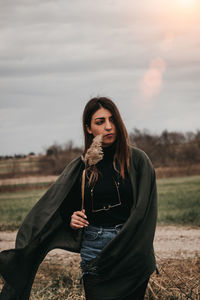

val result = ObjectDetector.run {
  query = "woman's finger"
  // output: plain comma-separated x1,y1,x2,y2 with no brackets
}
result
70,210,89,229
71,216,88,226
72,211,88,222
74,210,87,219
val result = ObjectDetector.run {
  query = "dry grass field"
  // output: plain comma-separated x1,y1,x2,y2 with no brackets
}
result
0,169,199,299
0,226,199,299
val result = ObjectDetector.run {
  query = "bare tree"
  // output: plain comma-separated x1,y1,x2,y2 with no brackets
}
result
39,141,82,174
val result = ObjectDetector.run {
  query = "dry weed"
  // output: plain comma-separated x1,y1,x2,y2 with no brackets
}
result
146,255,200,300
1,256,199,299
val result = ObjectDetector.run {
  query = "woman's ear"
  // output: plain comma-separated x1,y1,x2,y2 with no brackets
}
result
86,125,92,134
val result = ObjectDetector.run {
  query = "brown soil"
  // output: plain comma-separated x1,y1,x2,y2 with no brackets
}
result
0,225,199,262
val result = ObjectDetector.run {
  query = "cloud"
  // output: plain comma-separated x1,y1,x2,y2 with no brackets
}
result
0,0,199,155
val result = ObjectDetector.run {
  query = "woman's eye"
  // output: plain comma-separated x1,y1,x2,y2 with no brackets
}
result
96,121,104,125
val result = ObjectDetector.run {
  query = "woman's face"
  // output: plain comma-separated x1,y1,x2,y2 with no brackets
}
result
87,107,117,147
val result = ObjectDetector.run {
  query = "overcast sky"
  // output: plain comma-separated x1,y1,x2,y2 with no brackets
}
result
0,0,200,155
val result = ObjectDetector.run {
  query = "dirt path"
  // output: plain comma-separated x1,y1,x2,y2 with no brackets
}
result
0,225,199,264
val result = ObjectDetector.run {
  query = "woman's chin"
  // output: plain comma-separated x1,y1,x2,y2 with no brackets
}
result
102,140,116,148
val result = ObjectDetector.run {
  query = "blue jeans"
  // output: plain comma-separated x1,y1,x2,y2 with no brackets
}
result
80,224,123,276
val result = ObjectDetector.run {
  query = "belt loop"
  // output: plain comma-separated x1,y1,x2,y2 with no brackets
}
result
115,223,124,230
98,226,103,234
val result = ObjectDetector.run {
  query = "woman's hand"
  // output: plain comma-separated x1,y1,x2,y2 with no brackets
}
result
70,209,89,230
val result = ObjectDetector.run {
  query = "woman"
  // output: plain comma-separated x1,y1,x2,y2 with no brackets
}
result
0,97,157,300
70,97,157,299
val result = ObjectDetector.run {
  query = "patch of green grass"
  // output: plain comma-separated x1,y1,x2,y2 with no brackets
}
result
157,175,200,226
0,189,46,230
0,176,199,230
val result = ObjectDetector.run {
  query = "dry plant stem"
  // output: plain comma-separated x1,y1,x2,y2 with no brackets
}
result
150,279,171,294
82,134,103,187
158,265,196,300
35,282,53,295
147,282,158,299
83,135,103,167
154,254,199,300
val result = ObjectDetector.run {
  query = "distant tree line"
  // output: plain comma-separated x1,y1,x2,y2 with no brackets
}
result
129,129,200,168
0,152,35,160
1,129,200,177
39,129,200,174
39,141,82,174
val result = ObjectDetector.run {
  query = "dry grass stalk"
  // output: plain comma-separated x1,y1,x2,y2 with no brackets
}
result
147,282,159,299
147,255,200,300
82,135,103,167
1,254,199,299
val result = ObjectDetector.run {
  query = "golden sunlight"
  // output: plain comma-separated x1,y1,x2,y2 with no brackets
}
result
176,0,196,7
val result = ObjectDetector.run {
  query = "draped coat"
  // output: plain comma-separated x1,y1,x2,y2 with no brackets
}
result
0,146,157,300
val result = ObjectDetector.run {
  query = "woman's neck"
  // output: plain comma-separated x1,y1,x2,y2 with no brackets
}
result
102,142,116,161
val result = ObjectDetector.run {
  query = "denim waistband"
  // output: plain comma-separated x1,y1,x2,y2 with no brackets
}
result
85,223,124,232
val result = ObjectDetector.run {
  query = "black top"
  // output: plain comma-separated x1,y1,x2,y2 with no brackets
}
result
84,144,133,226
60,144,133,227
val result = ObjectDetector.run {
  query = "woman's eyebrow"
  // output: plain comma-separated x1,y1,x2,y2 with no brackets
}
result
95,115,113,120
95,117,105,120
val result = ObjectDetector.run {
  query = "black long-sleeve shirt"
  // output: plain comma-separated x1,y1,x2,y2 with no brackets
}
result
60,144,133,227
84,144,133,226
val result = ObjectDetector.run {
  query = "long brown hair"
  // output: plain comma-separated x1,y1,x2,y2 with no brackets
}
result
82,97,130,180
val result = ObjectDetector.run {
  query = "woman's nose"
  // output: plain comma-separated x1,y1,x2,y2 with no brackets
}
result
105,120,112,130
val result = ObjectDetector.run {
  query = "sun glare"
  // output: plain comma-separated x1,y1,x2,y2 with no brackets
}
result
177,0,196,7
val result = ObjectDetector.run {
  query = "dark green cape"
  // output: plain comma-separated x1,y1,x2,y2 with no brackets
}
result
0,147,157,300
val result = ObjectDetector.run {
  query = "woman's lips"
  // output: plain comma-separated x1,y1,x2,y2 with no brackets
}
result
104,133,114,138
